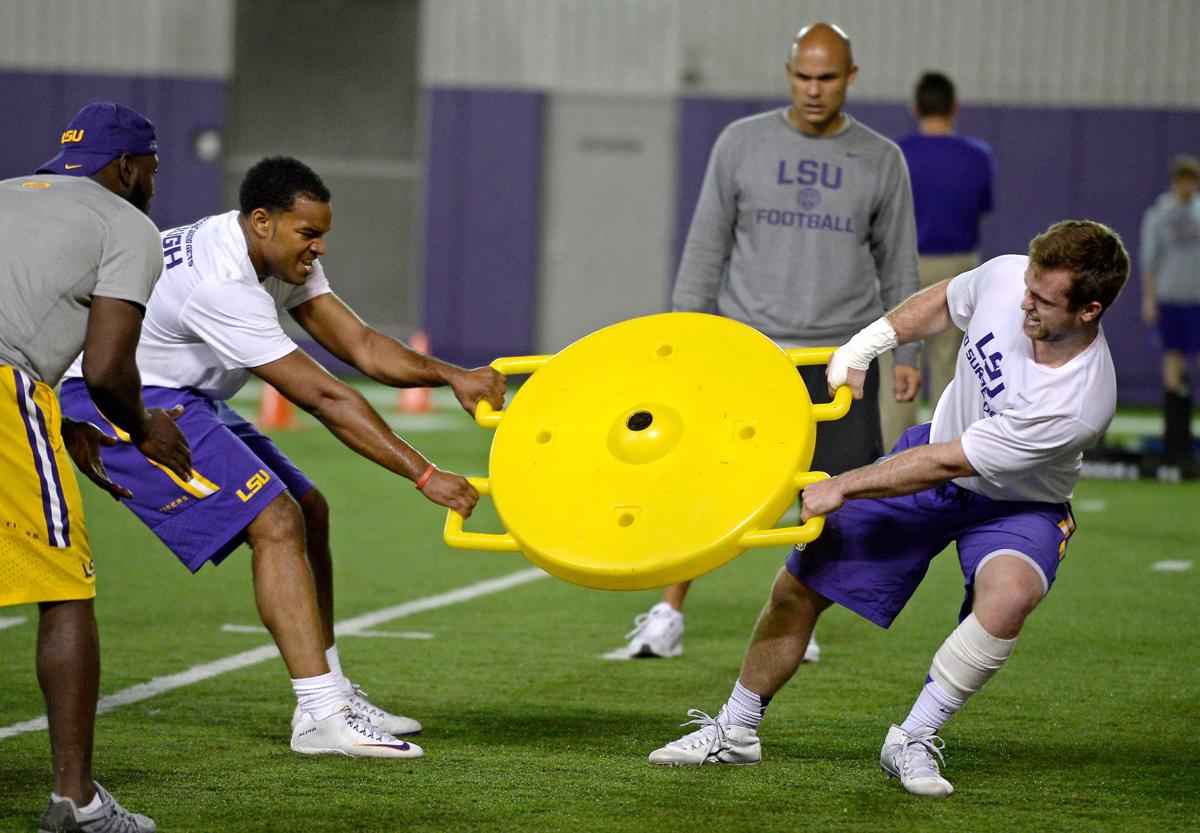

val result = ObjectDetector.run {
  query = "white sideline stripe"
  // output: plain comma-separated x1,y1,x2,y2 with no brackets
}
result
221,624,435,640
0,568,546,741
1074,499,1107,513
1151,560,1193,572
0,616,27,631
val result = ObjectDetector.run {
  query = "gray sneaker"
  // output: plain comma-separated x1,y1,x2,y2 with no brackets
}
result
648,708,761,766
39,782,156,833
879,724,955,796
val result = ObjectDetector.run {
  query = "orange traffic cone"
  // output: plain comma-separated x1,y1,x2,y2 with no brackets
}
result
399,329,435,413
258,384,295,429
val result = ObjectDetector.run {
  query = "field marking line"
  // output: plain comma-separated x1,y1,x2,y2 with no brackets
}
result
1151,560,1193,572
221,624,434,639
0,567,546,741
0,616,27,631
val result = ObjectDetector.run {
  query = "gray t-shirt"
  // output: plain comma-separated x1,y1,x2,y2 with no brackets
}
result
0,175,162,385
672,109,920,365
1139,192,1200,304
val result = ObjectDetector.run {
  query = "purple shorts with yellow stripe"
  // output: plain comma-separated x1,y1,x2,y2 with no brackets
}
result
59,380,314,573
786,423,1076,629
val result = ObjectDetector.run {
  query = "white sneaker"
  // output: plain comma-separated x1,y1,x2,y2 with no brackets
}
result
648,708,761,766
39,782,155,833
291,684,422,736
603,602,683,659
803,634,820,663
291,706,424,758
879,724,954,796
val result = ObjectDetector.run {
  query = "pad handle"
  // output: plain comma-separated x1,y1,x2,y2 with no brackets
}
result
443,477,521,552
737,470,829,548
784,346,851,422
473,354,554,428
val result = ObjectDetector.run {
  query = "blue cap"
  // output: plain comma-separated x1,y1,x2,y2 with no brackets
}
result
37,102,158,177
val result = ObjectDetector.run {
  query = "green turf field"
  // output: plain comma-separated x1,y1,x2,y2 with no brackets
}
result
1,385,1197,832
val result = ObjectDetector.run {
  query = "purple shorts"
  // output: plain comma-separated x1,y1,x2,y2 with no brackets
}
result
786,423,1076,628
1158,303,1200,354
59,380,314,572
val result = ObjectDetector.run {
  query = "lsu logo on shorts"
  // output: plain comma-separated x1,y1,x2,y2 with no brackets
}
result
0,367,95,606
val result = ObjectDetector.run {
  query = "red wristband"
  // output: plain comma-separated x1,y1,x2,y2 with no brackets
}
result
415,463,437,491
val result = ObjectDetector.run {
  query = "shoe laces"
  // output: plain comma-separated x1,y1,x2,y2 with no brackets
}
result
899,729,947,780
81,785,142,833
340,706,395,743
669,709,728,754
625,607,675,640
347,684,386,719
624,613,653,640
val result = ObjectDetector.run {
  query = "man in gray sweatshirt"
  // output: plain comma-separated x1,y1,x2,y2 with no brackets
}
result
610,22,920,662
1140,154,1200,473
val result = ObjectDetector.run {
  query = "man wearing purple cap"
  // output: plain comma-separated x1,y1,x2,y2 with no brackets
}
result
1,102,189,833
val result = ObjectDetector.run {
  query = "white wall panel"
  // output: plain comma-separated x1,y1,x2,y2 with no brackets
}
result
0,0,233,78
422,0,1200,107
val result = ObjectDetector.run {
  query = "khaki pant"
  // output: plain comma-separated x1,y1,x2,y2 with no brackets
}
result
879,251,980,450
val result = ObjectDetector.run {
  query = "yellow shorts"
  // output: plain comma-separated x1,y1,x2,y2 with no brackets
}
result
0,367,94,607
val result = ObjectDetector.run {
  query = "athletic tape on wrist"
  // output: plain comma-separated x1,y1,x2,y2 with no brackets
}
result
827,317,898,388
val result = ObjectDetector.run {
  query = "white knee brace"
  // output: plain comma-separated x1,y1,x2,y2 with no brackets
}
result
929,613,1017,701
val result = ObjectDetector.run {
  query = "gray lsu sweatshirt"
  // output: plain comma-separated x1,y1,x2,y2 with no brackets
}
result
672,109,921,366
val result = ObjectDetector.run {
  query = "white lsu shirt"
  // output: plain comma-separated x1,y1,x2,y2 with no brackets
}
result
929,254,1117,504
64,211,330,400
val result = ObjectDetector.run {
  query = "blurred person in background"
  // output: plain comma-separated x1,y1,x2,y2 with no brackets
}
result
881,71,995,448
1140,154,1200,474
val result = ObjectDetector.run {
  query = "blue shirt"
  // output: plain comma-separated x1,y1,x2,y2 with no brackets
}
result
896,134,994,255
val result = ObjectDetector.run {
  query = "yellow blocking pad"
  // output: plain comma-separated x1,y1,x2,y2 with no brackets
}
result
444,312,850,590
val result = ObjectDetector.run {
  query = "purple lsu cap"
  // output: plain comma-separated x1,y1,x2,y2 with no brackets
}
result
36,102,158,177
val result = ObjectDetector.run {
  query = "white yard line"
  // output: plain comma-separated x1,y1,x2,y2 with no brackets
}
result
0,568,546,741
0,616,27,631
221,624,434,639
1151,560,1193,572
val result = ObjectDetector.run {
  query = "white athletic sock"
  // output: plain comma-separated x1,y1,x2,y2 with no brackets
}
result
901,677,965,734
292,670,347,721
723,680,772,730
52,789,103,814
324,644,354,696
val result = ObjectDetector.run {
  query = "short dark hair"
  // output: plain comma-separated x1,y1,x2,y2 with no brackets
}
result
238,156,331,215
914,72,955,117
1028,220,1129,317
1171,154,1200,181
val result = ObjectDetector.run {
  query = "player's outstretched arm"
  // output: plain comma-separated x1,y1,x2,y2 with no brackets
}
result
250,348,479,517
800,439,975,521
289,293,505,415
827,279,954,399
885,278,954,344
81,297,191,480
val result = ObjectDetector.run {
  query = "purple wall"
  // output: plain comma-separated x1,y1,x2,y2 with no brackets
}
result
0,70,226,232
422,88,543,368
675,97,1200,406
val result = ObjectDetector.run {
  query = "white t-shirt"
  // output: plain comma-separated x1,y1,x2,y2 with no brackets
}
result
929,254,1116,503
64,211,330,400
